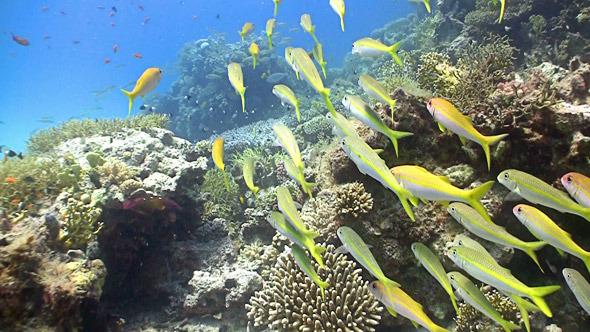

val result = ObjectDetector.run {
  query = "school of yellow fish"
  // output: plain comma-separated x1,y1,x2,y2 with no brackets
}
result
122,0,590,330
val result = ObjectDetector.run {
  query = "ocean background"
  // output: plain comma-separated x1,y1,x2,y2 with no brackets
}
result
0,0,412,153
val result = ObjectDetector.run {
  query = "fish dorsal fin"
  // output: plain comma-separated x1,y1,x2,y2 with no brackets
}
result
463,115,472,123
438,122,446,132
437,175,451,184
386,306,398,317
458,135,467,145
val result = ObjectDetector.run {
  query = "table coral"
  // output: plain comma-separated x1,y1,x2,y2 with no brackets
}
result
245,244,382,331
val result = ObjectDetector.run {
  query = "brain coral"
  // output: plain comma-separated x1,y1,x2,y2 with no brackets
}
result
245,244,382,331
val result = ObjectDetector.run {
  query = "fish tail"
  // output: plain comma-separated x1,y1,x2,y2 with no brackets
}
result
121,89,134,118
387,99,396,123
385,129,413,157
274,2,278,16
530,285,561,317
384,278,401,290
465,180,495,223
302,180,316,199
499,319,520,332
448,290,459,314
398,192,416,222
268,35,273,48
240,88,246,112
239,31,245,41
481,133,508,171
321,91,338,117
499,0,505,23
430,325,450,332
310,244,327,267
508,294,534,332
423,0,432,13
253,187,259,201
253,57,256,70
321,64,327,79
318,280,329,301
584,254,590,275
388,41,403,67
304,229,320,239
340,16,345,32
295,98,301,122
522,241,547,273
222,171,230,192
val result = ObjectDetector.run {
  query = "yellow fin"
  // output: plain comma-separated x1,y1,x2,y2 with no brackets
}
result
386,306,398,317
459,135,467,145
437,175,451,184
438,122,446,132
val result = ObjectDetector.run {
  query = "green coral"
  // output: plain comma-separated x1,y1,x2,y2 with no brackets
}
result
27,114,170,154
201,169,241,220
417,51,462,98
59,197,103,250
85,152,105,168
455,287,521,332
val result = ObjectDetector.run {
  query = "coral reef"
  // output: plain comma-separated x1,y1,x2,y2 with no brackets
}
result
58,195,103,250
333,182,373,218
245,244,382,331
455,287,521,332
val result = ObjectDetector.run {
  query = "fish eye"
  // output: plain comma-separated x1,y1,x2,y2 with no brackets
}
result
159,69,162,73
452,249,457,255
449,275,454,280
458,240,463,246
517,206,522,213
567,273,571,278
567,176,573,183
451,207,455,212
503,173,509,180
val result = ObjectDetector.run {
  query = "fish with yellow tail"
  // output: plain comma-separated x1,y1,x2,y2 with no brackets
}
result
448,202,547,272
411,242,459,314
121,67,162,118
447,245,561,318
336,227,402,293
238,22,254,41
283,159,315,198
342,95,413,157
277,186,318,239
227,62,246,112
248,42,259,69
272,84,301,121
266,18,276,48
289,48,337,116
272,124,304,172
358,74,397,122
390,165,494,223
284,47,299,80
563,268,590,316
212,137,230,191
352,38,403,66
312,42,327,79
267,211,326,267
243,157,259,200
513,204,590,274
447,272,521,332
340,136,416,221
408,0,432,13
329,0,346,32
427,98,508,171
272,0,283,17
498,169,590,222
492,0,507,23
291,244,329,300
300,14,319,44
561,172,590,208
368,281,450,332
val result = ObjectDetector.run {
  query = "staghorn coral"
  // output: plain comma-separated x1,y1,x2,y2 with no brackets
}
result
58,197,103,250
27,114,170,154
246,244,382,331
455,287,521,332
334,182,374,218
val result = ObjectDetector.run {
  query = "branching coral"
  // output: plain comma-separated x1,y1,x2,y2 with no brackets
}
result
455,287,521,332
59,197,103,250
417,51,463,98
245,244,383,331
97,159,137,185
300,190,339,239
27,114,170,154
201,169,241,220
334,182,374,218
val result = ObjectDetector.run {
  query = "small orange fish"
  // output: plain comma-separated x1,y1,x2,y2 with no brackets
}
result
193,15,198,20
110,22,115,27
60,10,67,15
104,58,111,64
133,53,142,59
139,4,144,10
10,32,30,46
142,17,150,25
41,6,48,12
109,11,114,17
11,199,20,204
5,177,17,184
113,44,118,52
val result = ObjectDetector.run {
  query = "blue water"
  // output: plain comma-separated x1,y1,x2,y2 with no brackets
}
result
0,0,412,153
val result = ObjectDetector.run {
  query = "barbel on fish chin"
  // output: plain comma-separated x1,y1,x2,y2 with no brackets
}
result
447,245,560,318
498,169,590,222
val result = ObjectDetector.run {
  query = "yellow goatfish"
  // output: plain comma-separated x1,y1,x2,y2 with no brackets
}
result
272,0,284,17
277,186,318,238
243,157,259,200
312,42,327,79
408,0,432,13
368,281,450,332
227,62,246,112
212,137,230,191
283,159,316,198
238,22,254,41
427,98,508,171
272,124,304,172
390,165,494,223
248,42,259,69
266,18,276,48
352,38,403,66
329,0,346,32
561,172,590,208
358,74,396,122
284,46,299,80
300,14,319,44
121,67,162,118
272,84,301,121
563,268,590,316
291,244,329,300
495,0,506,23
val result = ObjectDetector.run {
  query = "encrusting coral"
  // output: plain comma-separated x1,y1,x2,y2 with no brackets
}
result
455,287,521,332
245,244,383,331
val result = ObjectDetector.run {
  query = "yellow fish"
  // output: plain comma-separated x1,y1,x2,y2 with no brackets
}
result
329,0,346,32
272,0,284,17
227,62,246,112
212,137,230,191
238,22,254,41
266,18,276,48
243,157,259,200
121,67,162,118
248,42,259,69
300,14,319,44
312,43,327,79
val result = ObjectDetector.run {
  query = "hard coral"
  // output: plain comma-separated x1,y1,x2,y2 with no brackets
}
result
97,159,137,185
334,182,374,218
455,287,521,332
245,244,382,331
58,196,102,250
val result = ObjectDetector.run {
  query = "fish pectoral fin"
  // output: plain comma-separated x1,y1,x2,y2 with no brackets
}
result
334,245,349,254
373,148,385,154
386,306,398,317
437,122,446,132
437,175,451,184
410,320,419,329
556,248,566,257
504,191,523,202
420,198,428,204
409,195,420,207
458,135,467,145
440,201,450,207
